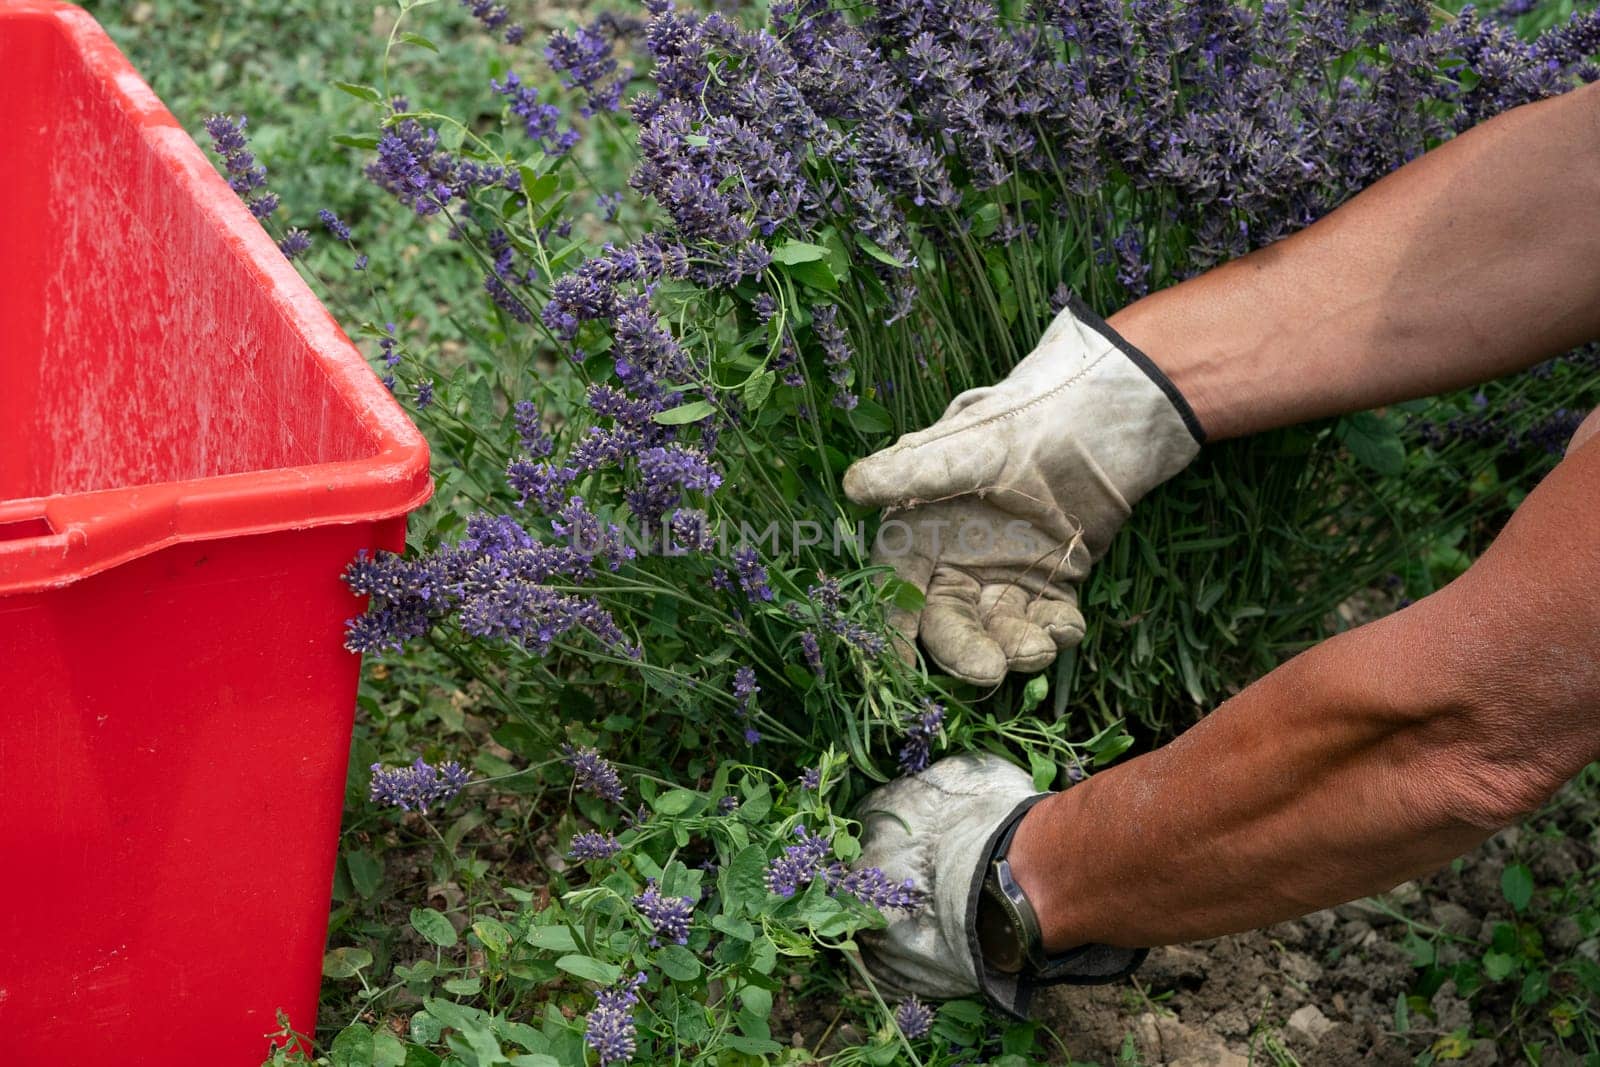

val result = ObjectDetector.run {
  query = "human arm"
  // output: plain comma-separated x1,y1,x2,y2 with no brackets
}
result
1008,425,1600,948
845,81,1600,687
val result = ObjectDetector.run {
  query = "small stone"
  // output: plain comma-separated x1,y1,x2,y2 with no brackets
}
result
1389,881,1423,906
1335,899,1402,926
1429,901,1478,939
1145,944,1210,987
1278,950,1323,986
1304,908,1339,938
1210,1008,1251,1038
1547,916,1585,955
1287,1005,1335,1045
1430,981,1472,1033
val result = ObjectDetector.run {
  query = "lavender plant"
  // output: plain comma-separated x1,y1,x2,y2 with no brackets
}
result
224,0,1600,1060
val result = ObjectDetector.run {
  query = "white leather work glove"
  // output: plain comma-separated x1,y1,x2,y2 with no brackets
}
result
843,296,1204,686
854,753,1145,1016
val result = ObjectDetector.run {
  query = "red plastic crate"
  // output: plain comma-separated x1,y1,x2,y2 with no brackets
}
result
0,3,431,1061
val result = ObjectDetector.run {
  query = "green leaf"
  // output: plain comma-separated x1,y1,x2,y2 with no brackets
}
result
655,944,702,981
518,167,560,205
410,908,458,948
331,1023,375,1067
323,946,374,979
1020,675,1049,713
374,1030,408,1067
769,240,829,265
409,1010,443,1045
778,257,838,292
1028,751,1056,792
750,936,778,974
1501,863,1534,913
723,844,769,915
526,925,579,953
556,954,622,985
712,913,757,941
737,781,773,823
398,31,439,52
743,370,776,411
347,850,384,900
1336,411,1406,476
334,81,384,105
442,976,482,995
652,400,716,425
1483,950,1518,981
652,788,700,816
473,919,512,956
1394,992,1410,1033
725,1036,783,1055
847,398,893,435
333,134,381,150
855,234,908,268
740,985,774,1019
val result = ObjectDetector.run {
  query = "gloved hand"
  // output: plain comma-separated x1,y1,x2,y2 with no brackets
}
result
854,752,1145,1016
843,297,1203,685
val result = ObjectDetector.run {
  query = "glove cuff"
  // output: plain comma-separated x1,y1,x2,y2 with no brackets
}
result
1065,292,1206,447
965,791,1148,1019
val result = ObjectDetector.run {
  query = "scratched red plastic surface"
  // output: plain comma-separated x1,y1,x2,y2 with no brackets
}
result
0,4,431,1062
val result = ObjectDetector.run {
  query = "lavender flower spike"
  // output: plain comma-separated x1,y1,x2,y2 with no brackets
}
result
585,972,647,1066
569,831,622,861
369,757,470,814
632,880,696,946
562,744,626,804
895,996,934,1040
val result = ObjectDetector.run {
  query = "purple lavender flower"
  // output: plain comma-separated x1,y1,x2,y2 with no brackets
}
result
203,114,278,219
731,546,773,603
546,15,642,115
585,972,647,1066
826,863,927,911
764,826,834,898
733,666,759,713
317,208,352,242
895,996,934,1040
896,700,946,774
799,766,822,791
415,380,435,409
718,795,740,813
492,72,580,155
459,0,521,44
632,880,696,946
277,228,312,260
369,757,470,814
562,744,626,804
570,830,623,861
799,631,824,680
514,401,554,457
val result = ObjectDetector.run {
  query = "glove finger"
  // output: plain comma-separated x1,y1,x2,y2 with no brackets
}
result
843,431,1005,509
978,583,1057,674
919,567,1008,687
1027,593,1086,650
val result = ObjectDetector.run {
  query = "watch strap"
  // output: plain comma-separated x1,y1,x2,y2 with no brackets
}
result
965,791,1149,1019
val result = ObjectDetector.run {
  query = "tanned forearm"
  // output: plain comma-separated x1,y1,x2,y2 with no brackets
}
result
1108,81,1600,440
1008,430,1600,950
1005,84,1600,947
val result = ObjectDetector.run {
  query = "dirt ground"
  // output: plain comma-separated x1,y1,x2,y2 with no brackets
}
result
1035,796,1598,1065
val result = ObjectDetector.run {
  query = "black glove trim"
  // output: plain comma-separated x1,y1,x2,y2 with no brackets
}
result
965,790,1149,1019
1066,292,1207,446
